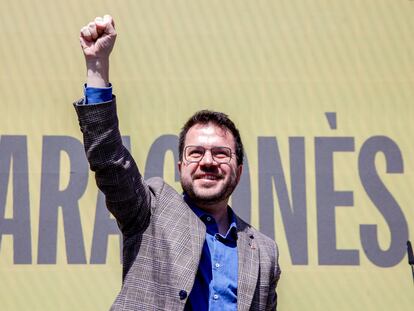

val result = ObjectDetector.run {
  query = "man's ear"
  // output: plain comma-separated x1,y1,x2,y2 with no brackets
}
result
177,161,182,174
236,164,243,183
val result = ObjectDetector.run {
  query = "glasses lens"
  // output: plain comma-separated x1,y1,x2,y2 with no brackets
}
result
185,146,205,162
211,147,232,163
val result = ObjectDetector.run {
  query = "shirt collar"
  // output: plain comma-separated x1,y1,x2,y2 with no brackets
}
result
183,193,238,240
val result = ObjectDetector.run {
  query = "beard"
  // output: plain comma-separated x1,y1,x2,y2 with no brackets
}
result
181,173,238,206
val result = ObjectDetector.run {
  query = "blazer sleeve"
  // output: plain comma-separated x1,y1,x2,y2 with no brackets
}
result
74,97,152,236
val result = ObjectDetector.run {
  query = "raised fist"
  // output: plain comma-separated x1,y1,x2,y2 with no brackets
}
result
80,15,117,60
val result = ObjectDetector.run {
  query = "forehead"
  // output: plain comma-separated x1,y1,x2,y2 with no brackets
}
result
185,122,235,148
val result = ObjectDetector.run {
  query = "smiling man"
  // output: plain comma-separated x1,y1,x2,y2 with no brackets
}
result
75,15,281,311
179,119,243,235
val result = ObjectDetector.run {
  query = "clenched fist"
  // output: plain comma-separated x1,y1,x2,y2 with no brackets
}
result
80,15,116,87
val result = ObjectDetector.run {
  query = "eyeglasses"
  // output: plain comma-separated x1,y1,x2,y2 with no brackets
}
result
184,145,235,164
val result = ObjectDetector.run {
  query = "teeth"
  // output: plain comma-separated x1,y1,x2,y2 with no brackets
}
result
202,175,217,180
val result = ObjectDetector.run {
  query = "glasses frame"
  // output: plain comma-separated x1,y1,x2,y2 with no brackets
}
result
183,145,236,164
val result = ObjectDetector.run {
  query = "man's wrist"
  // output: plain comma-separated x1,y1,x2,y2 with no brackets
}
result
86,58,109,87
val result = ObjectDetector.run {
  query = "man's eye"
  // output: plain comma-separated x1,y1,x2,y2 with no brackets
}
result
188,150,203,157
213,149,230,158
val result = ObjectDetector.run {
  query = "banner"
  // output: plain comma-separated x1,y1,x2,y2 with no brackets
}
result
1,1,413,309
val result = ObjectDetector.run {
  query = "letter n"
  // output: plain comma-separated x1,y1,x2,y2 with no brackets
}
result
258,137,308,265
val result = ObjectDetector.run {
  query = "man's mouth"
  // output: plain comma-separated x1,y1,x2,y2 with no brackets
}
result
196,174,222,181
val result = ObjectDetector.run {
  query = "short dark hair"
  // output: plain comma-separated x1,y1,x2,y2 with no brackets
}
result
178,110,244,165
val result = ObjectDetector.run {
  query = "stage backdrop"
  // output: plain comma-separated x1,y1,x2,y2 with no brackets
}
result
1,0,413,310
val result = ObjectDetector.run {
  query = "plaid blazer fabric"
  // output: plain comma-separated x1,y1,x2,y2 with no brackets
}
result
74,98,281,311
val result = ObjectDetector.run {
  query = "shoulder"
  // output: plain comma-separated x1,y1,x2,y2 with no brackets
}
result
146,176,165,191
146,177,180,197
146,177,186,209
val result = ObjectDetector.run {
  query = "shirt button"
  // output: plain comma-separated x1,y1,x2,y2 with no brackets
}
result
213,294,219,300
206,216,212,222
215,262,220,268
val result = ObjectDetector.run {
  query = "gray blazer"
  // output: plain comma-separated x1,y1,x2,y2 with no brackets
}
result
74,98,281,311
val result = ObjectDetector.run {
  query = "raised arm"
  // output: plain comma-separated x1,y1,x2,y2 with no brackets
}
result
75,16,152,236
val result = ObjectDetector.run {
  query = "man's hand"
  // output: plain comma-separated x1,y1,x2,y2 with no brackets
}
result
80,15,116,87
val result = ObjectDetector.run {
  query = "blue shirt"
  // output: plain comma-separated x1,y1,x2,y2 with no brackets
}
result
83,86,239,310
83,84,112,104
184,195,238,311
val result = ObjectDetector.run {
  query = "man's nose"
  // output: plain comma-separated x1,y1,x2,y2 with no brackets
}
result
200,150,216,166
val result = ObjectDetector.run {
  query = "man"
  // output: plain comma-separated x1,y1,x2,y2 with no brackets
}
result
75,15,281,311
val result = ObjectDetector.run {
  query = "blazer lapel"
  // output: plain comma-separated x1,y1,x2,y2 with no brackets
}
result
179,197,206,270
188,204,206,264
237,219,259,311
165,195,206,291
